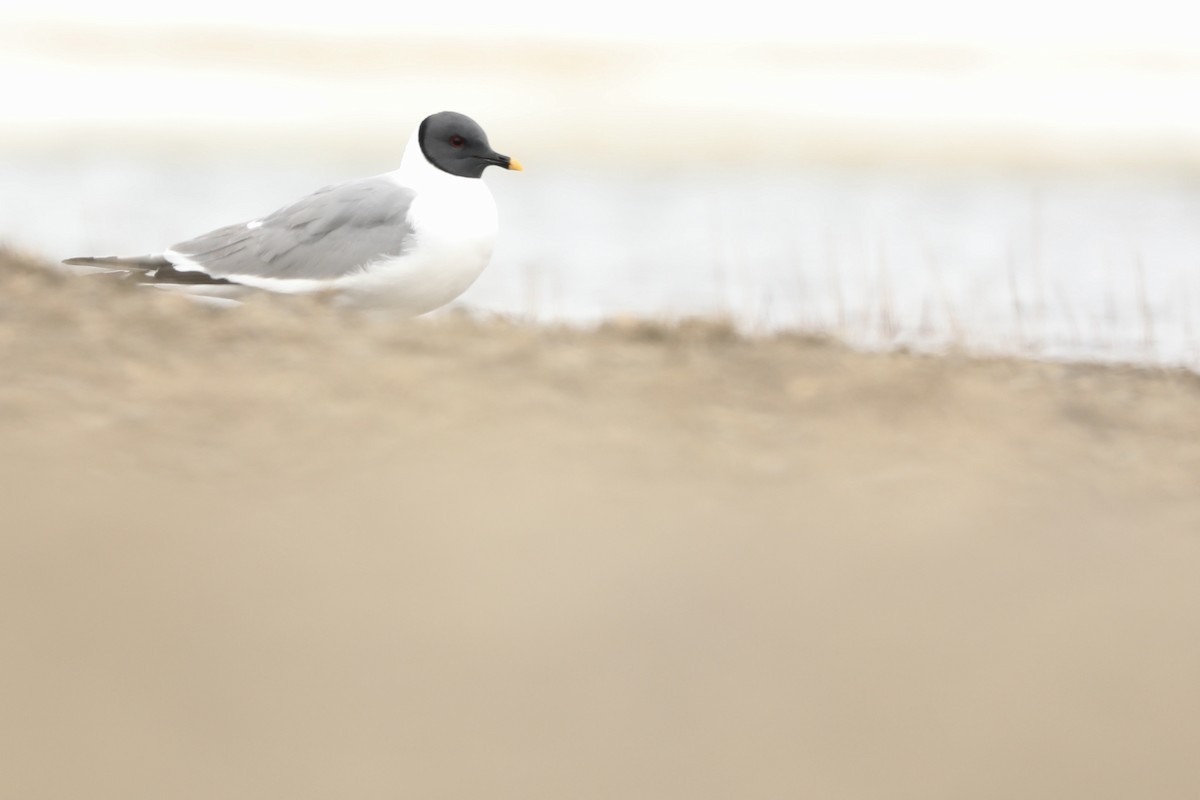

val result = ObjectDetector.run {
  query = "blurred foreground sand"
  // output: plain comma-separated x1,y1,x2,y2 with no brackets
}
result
2,250,1199,799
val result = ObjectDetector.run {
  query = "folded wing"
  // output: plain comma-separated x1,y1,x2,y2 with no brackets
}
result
166,177,418,284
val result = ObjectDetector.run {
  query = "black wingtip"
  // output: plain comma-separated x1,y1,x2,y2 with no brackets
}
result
60,255,171,271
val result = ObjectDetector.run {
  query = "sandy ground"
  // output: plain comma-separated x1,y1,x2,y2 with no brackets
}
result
2,248,1199,799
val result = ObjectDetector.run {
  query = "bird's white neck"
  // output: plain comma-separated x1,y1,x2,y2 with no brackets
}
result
391,129,479,191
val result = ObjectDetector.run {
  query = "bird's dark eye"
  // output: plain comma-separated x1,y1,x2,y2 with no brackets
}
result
449,135,466,148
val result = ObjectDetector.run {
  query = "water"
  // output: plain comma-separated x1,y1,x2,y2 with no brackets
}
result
4,151,1199,369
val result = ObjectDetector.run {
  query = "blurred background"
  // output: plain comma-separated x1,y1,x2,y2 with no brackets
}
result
3,0,1200,366
4,6,1200,800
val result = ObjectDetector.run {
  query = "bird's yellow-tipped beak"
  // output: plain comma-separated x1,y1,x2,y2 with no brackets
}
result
507,157,524,171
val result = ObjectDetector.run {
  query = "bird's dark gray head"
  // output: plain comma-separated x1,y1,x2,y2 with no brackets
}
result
418,111,523,178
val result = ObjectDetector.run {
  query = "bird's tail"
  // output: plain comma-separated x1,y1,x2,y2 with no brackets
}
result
61,254,171,271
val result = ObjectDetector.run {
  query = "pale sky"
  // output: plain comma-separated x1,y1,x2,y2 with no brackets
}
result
5,0,1199,168
7,0,1200,47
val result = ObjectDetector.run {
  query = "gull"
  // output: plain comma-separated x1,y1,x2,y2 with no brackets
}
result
64,111,522,313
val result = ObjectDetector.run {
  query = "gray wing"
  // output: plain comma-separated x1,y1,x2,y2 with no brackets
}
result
168,177,417,281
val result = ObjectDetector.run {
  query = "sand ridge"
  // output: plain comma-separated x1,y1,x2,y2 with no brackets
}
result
2,249,1199,799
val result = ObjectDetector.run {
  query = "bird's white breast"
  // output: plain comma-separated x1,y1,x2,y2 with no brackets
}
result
338,138,498,314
